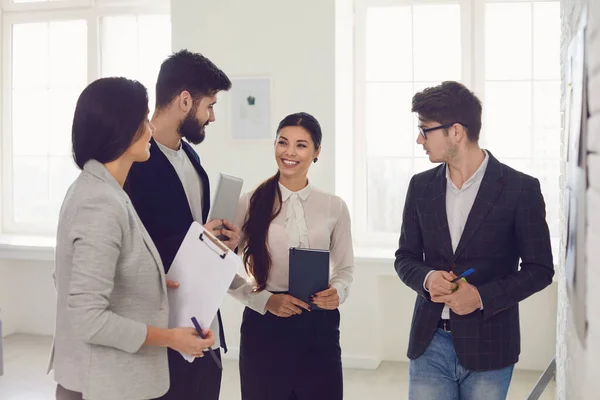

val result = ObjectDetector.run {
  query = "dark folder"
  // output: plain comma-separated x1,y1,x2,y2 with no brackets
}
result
288,247,330,310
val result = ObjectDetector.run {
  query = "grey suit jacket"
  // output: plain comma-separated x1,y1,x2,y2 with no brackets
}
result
48,160,170,400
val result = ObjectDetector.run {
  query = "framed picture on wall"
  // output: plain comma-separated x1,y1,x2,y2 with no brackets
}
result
230,77,271,140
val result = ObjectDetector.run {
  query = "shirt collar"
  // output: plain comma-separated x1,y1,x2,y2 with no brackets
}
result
279,181,312,202
155,140,184,158
445,149,489,191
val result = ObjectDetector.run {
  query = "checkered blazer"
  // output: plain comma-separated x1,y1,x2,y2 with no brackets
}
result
394,151,554,371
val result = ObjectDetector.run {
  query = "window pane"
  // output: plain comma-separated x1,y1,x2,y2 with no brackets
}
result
485,3,532,80
414,156,438,174
102,15,171,113
12,23,49,89
10,19,86,229
49,89,80,156
366,83,414,157
533,2,561,80
101,16,139,78
13,156,50,224
367,157,412,233
49,20,87,88
366,6,412,82
49,156,79,205
12,90,50,156
137,15,172,110
484,82,532,158
413,4,461,81
533,81,561,158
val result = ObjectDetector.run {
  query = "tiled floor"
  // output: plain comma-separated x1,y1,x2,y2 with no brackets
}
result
0,334,555,399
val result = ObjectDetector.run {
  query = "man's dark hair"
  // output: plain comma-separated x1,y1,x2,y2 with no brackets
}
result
72,77,148,169
411,81,482,142
155,49,232,110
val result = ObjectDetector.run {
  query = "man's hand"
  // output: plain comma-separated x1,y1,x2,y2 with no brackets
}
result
431,279,482,315
219,219,241,251
311,285,339,310
425,271,457,297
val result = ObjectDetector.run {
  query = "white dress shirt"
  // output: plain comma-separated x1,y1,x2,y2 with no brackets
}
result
228,182,355,314
156,141,224,350
424,150,489,319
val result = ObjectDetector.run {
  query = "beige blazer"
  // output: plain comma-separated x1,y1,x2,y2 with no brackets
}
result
48,159,169,400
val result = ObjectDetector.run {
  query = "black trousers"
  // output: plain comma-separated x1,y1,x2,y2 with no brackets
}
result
239,306,343,400
155,347,223,400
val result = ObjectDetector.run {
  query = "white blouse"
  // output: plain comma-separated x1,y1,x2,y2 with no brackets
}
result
228,183,355,314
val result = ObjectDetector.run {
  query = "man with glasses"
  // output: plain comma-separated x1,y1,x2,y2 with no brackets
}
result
394,81,554,399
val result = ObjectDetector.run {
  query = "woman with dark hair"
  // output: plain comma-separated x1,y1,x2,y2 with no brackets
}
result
233,112,355,400
48,77,214,400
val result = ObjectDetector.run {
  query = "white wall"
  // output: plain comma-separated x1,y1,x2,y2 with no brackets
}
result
0,0,557,374
558,0,600,399
0,259,56,338
171,0,335,193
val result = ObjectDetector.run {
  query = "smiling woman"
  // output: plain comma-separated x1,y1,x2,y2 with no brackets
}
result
230,112,355,400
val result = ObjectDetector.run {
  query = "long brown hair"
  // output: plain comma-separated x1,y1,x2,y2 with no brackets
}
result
241,112,322,291
241,171,282,291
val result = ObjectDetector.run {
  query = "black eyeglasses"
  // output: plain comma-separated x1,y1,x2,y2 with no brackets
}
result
418,122,469,140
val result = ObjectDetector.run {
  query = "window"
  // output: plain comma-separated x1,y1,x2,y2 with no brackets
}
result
1,0,171,235
338,0,561,257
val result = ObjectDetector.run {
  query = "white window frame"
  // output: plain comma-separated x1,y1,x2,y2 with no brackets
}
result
337,0,561,254
0,0,170,236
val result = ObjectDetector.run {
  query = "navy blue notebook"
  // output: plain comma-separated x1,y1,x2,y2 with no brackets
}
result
288,247,330,310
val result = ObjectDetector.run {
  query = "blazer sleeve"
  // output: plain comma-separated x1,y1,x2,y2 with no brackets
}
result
477,177,555,319
394,175,434,299
67,195,147,354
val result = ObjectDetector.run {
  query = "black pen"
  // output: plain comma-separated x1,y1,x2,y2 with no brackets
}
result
191,317,222,370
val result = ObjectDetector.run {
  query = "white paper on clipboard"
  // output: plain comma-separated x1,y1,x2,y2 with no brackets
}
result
166,221,240,362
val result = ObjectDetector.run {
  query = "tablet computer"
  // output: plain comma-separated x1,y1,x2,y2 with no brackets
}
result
208,173,244,239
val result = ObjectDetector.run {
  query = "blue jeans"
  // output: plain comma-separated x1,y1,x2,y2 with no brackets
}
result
409,329,514,400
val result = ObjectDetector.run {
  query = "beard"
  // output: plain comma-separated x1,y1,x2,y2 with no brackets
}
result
178,106,208,145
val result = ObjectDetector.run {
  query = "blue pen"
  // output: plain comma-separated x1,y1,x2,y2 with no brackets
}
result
451,268,475,283
191,317,222,370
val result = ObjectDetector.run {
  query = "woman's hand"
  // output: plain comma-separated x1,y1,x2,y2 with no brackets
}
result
265,294,311,317
311,285,339,310
167,327,214,358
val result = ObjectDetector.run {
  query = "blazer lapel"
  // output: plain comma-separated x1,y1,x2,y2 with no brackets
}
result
149,138,195,223
85,159,167,291
136,214,168,291
424,165,454,261
451,152,505,262
182,141,211,223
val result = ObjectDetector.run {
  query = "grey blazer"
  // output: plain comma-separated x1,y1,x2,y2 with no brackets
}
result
48,160,170,400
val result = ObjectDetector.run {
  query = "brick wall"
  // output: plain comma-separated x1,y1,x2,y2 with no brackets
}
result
558,0,600,399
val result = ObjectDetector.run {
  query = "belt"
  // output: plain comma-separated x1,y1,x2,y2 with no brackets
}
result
438,319,451,332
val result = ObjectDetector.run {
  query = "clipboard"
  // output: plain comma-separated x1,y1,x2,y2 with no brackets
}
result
288,247,330,311
166,221,240,362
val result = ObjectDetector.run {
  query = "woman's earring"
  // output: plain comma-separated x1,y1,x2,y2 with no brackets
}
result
313,158,318,163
